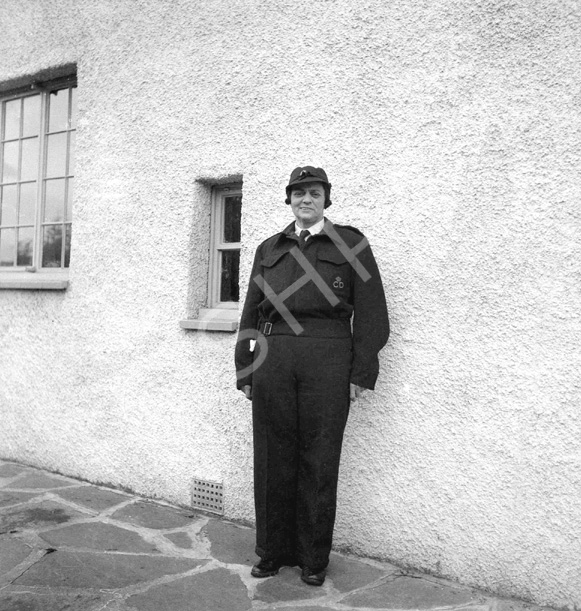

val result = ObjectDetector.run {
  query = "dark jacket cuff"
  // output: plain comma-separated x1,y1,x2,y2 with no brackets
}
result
350,361,379,390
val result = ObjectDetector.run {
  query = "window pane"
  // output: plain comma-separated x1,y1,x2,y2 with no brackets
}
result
64,223,71,267
68,131,76,175
0,184,17,226
223,195,241,243
2,140,19,183
17,226,33,266
22,95,40,137
46,133,67,178
48,89,69,132
70,88,77,129
21,138,39,181
42,224,63,268
66,177,74,221
220,249,240,302
0,228,15,266
3,99,21,140
19,182,36,225
44,179,65,222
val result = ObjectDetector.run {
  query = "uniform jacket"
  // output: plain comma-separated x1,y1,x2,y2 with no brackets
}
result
235,218,389,391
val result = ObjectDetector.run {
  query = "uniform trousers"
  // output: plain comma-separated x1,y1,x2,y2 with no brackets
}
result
252,333,352,570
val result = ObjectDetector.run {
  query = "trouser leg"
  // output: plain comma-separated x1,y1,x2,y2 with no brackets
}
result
252,335,352,567
295,337,351,569
252,336,298,561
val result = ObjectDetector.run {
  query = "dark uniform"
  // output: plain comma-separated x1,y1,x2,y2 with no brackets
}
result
236,216,389,573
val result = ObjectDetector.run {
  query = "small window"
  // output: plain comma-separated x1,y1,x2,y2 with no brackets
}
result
0,77,76,272
208,184,242,308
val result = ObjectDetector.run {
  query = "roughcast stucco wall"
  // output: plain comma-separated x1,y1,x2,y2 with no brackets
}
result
0,1,579,608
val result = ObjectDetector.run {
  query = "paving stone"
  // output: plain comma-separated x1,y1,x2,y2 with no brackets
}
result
495,599,553,611
39,522,159,553
100,600,132,611
0,537,32,576
14,550,206,589
203,518,256,565
0,588,109,611
328,552,394,593
0,463,29,478
125,568,251,611
0,500,85,534
0,490,42,508
268,607,330,611
9,471,76,490
54,485,130,512
342,574,479,609
99,600,133,611
111,500,195,529
164,531,193,549
254,566,324,603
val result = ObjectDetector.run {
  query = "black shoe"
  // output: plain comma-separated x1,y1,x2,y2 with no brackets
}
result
251,559,282,578
300,566,326,586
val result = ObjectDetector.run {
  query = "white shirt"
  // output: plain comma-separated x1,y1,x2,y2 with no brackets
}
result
294,218,325,241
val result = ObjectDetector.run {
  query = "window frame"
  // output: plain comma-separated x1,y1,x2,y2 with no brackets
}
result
207,183,242,310
0,75,76,289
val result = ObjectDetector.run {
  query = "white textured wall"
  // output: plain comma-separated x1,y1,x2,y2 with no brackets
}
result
0,1,580,607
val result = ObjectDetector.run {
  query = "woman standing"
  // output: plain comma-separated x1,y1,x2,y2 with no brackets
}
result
235,166,389,586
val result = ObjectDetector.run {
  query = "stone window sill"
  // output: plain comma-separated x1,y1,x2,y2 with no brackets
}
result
180,308,239,332
0,272,69,290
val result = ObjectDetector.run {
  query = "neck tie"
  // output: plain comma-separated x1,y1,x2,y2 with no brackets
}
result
298,229,310,249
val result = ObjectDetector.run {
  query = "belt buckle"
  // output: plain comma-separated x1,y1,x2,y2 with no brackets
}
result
263,322,272,336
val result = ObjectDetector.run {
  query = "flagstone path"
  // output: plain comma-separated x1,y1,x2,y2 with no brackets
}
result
0,460,552,611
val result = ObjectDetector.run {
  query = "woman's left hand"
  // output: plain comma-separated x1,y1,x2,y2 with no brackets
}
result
350,383,363,402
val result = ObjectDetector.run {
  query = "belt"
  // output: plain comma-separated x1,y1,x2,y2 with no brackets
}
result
258,318,351,338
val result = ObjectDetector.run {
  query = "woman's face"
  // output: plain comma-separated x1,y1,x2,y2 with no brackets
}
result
290,181,325,228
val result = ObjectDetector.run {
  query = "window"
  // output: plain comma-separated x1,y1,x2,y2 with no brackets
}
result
0,77,76,284
180,182,242,332
208,184,242,308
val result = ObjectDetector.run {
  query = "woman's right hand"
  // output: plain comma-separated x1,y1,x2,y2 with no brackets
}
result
242,385,252,400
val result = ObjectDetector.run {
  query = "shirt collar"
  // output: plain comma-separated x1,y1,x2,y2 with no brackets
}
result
294,217,325,237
